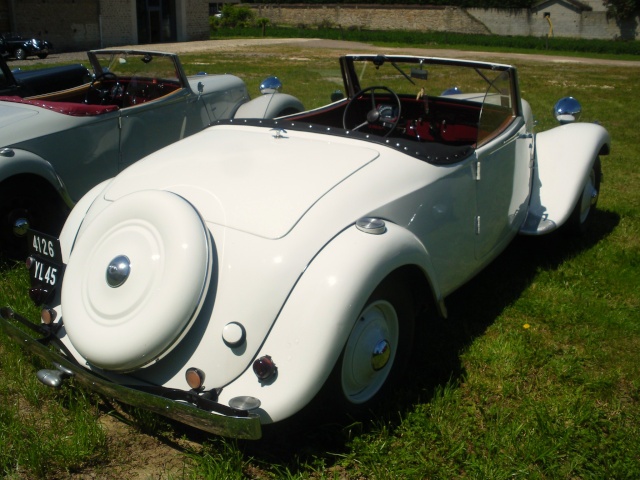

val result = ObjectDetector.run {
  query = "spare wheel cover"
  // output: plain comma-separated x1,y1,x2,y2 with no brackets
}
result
62,190,212,372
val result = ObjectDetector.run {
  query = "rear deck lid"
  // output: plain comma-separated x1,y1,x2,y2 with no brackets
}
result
104,124,379,239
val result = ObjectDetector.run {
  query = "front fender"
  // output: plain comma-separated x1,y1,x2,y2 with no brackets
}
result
233,93,304,119
0,149,71,206
217,221,443,424
522,122,610,234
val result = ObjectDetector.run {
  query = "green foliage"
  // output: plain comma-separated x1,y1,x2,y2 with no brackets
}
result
605,0,640,19
212,26,640,56
219,4,257,28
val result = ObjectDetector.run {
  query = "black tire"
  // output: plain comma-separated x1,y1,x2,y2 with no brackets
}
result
37,53,48,59
0,179,68,261
565,157,602,235
14,48,26,60
326,275,416,412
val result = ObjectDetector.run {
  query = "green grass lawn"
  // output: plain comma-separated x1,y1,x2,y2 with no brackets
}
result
1,43,639,478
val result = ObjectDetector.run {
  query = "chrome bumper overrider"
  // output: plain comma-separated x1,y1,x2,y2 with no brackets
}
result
0,307,262,440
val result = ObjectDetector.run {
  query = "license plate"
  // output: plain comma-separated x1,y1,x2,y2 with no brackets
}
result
27,230,65,291
28,229,62,263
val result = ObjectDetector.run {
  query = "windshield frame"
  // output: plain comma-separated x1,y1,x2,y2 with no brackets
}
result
87,49,187,88
339,54,522,147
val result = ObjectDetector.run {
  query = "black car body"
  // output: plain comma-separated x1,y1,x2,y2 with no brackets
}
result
0,33,52,60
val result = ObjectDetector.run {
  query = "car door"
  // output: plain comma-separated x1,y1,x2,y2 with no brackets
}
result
118,88,193,172
474,71,532,260
33,113,121,203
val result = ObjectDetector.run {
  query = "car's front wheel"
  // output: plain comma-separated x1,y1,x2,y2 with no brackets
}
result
37,53,48,59
565,156,602,235
332,276,416,409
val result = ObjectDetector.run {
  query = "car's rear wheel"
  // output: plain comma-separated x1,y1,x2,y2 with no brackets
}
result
14,48,26,60
332,276,415,409
565,157,602,235
0,178,67,261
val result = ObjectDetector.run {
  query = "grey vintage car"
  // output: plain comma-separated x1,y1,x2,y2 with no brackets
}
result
0,49,304,258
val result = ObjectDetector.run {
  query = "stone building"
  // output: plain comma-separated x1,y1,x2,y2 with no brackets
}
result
0,0,210,52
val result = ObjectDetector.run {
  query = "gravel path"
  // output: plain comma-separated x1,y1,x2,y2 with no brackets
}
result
8,38,640,68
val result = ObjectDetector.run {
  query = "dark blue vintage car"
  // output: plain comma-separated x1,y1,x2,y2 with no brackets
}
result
0,33,52,60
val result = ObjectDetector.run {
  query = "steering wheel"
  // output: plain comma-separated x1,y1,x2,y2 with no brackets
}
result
85,72,121,105
343,86,402,138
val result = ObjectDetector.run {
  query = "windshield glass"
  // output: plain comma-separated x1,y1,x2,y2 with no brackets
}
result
93,51,182,85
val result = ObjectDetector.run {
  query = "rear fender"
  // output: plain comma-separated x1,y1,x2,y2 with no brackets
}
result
217,221,443,424
233,93,305,119
521,122,610,234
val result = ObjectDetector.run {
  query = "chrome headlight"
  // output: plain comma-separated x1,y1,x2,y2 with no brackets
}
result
554,96,581,125
259,76,282,95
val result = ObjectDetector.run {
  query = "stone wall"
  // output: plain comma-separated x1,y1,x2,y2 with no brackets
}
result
254,5,490,35
12,0,101,52
253,3,639,40
182,0,211,40
100,0,137,48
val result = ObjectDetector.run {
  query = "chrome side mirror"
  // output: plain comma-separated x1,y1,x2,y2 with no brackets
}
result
259,76,282,95
554,96,581,124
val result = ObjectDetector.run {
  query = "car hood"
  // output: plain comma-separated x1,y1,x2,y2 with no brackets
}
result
103,124,380,239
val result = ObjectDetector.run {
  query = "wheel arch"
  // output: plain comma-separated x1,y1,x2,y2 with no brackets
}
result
233,93,305,119
216,221,445,423
0,150,73,209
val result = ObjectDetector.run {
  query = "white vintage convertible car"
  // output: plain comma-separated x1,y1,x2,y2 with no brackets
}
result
0,49,303,258
0,54,610,440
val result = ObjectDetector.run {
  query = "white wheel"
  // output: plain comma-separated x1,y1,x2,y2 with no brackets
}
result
335,277,415,408
341,299,399,404
566,157,602,235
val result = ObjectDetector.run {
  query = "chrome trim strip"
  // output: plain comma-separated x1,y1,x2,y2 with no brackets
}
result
0,310,262,440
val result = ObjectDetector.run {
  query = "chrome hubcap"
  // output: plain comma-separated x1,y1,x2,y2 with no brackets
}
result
371,339,391,371
106,255,131,288
12,217,30,237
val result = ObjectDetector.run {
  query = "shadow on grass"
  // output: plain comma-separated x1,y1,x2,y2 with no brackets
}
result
205,208,620,470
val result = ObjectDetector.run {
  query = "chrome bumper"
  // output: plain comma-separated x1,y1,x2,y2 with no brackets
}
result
0,307,262,440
